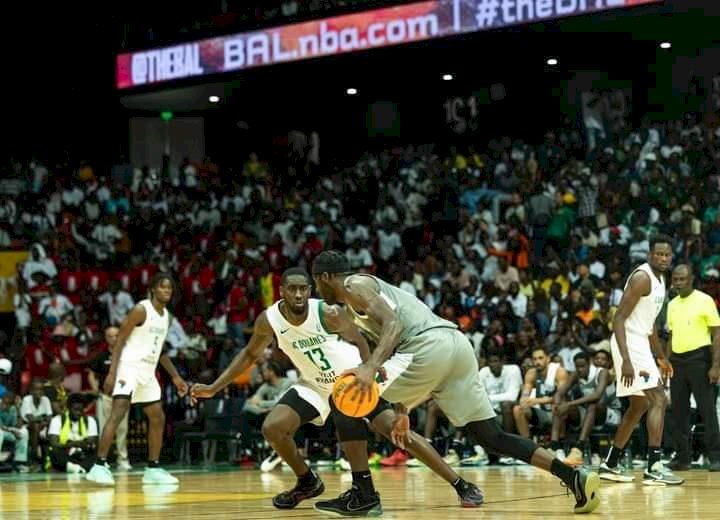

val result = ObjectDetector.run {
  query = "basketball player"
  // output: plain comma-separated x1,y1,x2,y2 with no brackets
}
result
311,251,599,514
599,234,683,485
554,352,621,466
191,268,483,516
512,346,569,458
86,273,188,486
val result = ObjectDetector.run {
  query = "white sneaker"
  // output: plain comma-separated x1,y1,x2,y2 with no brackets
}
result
443,449,461,466
142,467,179,485
260,452,283,472
406,458,426,467
117,460,133,471
334,457,352,471
498,456,515,465
67,462,86,474
86,464,115,485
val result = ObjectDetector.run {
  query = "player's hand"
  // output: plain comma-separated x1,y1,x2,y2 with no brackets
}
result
657,358,674,380
620,359,635,387
173,377,189,397
103,372,116,396
554,403,569,416
190,383,216,406
390,412,412,450
709,365,720,385
341,363,377,405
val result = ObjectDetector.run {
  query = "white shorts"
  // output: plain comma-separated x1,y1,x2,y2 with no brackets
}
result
281,352,413,426
610,332,661,397
112,361,161,404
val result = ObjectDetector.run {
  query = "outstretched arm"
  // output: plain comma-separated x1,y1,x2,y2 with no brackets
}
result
190,311,275,403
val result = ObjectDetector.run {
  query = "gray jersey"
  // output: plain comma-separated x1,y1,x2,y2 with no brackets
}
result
344,274,456,349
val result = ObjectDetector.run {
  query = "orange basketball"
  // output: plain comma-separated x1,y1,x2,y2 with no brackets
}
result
332,374,380,418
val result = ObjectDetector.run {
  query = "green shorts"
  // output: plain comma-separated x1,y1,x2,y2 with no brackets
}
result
381,327,496,427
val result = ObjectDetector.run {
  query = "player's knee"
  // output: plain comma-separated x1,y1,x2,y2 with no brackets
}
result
369,410,393,437
512,405,523,420
261,416,293,443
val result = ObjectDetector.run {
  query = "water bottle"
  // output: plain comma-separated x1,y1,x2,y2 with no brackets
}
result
622,449,632,470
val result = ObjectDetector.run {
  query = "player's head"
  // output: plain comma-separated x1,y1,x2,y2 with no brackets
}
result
573,352,591,380
531,346,550,371
671,263,694,297
312,250,352,304
593,349,610,369
0,391,14,410
105,326,119,349
149,272,174,305
487,350,504,378
648,234,673,273
280,268,312,315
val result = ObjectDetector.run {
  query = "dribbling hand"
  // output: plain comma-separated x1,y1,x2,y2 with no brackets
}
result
190,383,216,406
341,364,377,405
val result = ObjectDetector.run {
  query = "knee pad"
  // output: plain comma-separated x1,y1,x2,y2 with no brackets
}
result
465,418,536,462
332,410,369,442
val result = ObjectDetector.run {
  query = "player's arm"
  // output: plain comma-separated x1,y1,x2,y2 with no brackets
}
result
103,304,147,394
519,368,536,406
547,366,569,407
159,354,188,397
650,323,673,379
344,275,403,372
553,372,577,408
321,303,371,362
612,271,651,386
566,369,609,408
191,311,274,402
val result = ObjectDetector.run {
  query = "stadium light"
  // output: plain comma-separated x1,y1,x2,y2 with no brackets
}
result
209,95,220,103
659,41,672,49
346,87,358,95
442,73,454,81
546,58,558,66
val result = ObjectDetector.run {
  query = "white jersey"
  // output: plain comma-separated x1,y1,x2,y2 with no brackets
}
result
266,299,362,392
531,362,560,411
622,262,666,337
119,299,170,370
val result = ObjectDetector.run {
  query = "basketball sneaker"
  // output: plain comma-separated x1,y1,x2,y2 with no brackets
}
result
86,463,115,485
643,461,684,486
260,452,283,472
368,453,383,467
569,468,600,514
380,449,408,467
406,458,426,467
314,485,382,517
272,471,325,509
442,449,461,466
456,480,484,508
335,457,352,471
598,462,635,482
143,467,179,485
461,446,489,466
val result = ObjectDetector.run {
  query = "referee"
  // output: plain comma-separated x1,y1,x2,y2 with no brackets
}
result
666,264,720,471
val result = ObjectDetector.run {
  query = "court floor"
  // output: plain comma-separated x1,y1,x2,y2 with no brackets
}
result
0,464,717,519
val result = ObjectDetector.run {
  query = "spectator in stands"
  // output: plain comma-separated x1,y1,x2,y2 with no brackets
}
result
20,379,52,469
0,391,30,472
44,362,68,416
97,279,134,327
479,350,523,434
47,393,97,474
241,362,291,444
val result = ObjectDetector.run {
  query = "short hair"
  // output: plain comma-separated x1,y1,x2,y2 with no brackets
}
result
573,351,591,364
312,250,351,275
262,360,283,376
531,345,548,356
150,272,174,291
649,233,673,251
281,267,311,286
67,393,86,407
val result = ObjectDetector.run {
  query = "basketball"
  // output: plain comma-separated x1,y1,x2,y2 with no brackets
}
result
332,374,379,418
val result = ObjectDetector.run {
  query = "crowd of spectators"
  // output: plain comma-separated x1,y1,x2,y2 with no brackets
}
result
1,109,720,472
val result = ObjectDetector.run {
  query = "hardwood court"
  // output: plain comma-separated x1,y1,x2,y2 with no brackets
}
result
0,465,717,519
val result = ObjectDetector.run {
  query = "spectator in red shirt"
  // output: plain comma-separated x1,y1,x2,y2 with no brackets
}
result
57,256,84,305
226,276,249,348
300,225,323,267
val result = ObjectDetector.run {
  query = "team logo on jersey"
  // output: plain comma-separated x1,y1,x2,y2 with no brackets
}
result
280,328,290,334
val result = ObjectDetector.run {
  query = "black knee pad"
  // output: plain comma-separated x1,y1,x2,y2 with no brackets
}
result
465,418,537,462
331,408,369,442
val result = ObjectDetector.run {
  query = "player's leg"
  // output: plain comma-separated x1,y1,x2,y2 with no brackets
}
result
565,406,591,466
86,396,131,484
512,404,533,438
642,385,683,485
268,388,325,509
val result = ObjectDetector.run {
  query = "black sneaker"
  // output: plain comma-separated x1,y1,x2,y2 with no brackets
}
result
569,468,600,514
272,472,325,509
314,485,382,517
456,480,484,508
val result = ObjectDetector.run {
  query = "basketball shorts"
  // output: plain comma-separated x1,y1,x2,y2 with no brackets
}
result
380,327,496,427
112,361,161,405
610,331,661,397
531,407,553,430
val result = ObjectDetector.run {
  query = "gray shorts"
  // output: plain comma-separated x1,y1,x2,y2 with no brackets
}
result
381,327,496,427
531,407,553,430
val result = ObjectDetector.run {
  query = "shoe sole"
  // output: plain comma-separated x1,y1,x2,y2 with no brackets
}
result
313,504,383,517
599,472,635,483
86,476,115,486
574,472,600,514
642,477,684,486
273,481,325,509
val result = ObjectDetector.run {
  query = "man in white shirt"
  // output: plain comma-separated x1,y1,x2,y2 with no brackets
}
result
479,352,523,432
98,280,135,326
507,282,528,318
346,239,373,271
20,379,53,467
376,223,402,262
48,393,98,473
38,285,74,326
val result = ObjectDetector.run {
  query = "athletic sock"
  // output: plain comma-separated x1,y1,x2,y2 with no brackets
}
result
451,477,466,493
605,445,623,468
352,470,376,496
298,469,317,486
550,458,576,488
148,460,160,468
647,447,662,470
